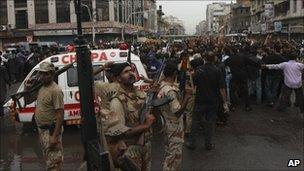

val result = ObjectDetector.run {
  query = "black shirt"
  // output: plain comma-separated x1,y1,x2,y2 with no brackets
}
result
193,63,225,105
225,52,261,81
262,53,286,77
224,53,249,81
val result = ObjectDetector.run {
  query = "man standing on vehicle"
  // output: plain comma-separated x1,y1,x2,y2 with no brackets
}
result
109,62,155,171
35,61,64,170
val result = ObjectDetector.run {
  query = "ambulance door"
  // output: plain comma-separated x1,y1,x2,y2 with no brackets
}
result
64,64,105,124
65,65,81,122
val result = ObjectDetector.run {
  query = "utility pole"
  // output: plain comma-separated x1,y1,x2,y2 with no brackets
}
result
122,10,156,42
74,0,110,170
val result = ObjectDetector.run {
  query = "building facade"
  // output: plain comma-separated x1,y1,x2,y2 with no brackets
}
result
206,2,231,35
250,0,304,35
230,0,251,33
0,0,158,48
195,20,207,35
162,15,185,35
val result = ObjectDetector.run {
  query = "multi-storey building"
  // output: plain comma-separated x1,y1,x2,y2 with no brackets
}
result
195,20,207,35
250,0,304,35
230,0,251,33
0,0,158,48
206,2,231,35
162,15,185,35
272,0,304,34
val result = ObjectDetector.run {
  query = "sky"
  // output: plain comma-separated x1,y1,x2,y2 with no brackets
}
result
156,0,234,35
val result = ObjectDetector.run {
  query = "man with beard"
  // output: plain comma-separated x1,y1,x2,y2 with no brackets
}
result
109,62,155,171
34,62,64,170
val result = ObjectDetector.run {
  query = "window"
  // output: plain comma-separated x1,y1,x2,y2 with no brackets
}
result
14,0,27,8
15,10,28,28
56,1,70,23
0,0,7,25
67,65,105,87
96,0,109,21
15,0,27,28
35,0,49,24
293,0,297,13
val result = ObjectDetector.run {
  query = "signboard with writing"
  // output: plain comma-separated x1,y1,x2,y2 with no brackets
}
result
264,3,274,19
274,21,282,32
261,23,267,34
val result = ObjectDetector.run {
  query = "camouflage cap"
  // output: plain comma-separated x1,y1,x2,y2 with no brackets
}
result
102,111,130,137
37,62,55,72
105,122,130,137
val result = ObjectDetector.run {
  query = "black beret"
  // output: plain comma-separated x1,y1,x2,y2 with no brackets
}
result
111,62,131,77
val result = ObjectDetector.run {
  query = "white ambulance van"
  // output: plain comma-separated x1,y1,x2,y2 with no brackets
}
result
4,49,150,125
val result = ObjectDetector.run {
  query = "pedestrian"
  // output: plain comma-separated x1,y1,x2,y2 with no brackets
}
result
0,57,10,117
262,53,304,113
109,62,155,171
221,47,232,106
4,50,17,83
247,46,263,105
186,51,228,150
157,62,192,170
262,47,286,107
16,50,27,81
225,45,254,111
34,62,64,170
0,51,8,66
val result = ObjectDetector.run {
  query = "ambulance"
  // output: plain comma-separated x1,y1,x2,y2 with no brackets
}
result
4,48,150,126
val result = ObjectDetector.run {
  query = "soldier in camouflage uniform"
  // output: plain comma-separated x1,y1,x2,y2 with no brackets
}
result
94,62,120,135
184,58,203,137
34,62,64,171
108,62,155,171
157,62,192,171
184,94,194,135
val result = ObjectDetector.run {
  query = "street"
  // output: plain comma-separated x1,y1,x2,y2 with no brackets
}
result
0,84,303,171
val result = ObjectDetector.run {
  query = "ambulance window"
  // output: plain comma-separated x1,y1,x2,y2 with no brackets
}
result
67,65,105,87
67,67,78,87
24,70,39,86
93,65,105,82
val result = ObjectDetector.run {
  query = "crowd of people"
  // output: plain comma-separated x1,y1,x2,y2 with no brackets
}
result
0,45,59,84
1,35,304,170
91,35,304,170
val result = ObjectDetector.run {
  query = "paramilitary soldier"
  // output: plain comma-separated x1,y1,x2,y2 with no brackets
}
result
157,62,192,170
34,62,64,170
94,62,120,135
103,101,141,171
108,62,155,171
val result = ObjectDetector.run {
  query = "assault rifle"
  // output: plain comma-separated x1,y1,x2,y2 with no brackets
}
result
137,58,172,145
73,0,111,170
10,61,76,108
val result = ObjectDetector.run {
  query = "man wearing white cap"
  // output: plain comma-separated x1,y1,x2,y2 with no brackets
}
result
35,61,64,170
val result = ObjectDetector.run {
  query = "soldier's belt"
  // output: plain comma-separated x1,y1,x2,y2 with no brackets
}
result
38,124,56,135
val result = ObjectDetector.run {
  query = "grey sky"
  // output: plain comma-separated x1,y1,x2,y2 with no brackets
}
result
156,0,234,34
